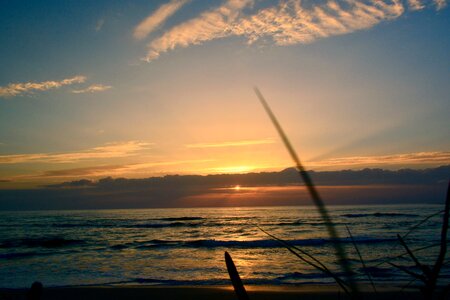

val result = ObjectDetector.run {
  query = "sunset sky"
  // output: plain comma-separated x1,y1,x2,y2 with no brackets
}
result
0,0,449,188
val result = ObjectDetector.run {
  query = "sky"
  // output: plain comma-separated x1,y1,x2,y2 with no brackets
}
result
0,0,449,189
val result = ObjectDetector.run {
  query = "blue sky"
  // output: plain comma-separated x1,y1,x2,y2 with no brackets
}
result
0,0,449,187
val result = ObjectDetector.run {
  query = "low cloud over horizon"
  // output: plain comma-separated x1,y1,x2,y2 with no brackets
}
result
1,149,448,185
0,165,448,210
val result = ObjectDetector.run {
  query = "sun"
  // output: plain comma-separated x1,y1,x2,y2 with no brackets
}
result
233,185,241,191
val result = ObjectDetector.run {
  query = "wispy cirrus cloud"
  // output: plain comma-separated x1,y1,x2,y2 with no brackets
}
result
308,151,450,167
143,0,447,61
72,84,112,94
0,76,86,98
144,0,252,61
0,141,151,164
134,0,190,40
434,0,447,9
32,159,214,178
408,0,425,10
185,138,275,148
95,18,105,32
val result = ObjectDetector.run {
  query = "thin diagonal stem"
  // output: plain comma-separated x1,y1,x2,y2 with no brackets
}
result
433,182,450,275
346,225,377,293
388,262,426,282
402,210,444,239
373,242,447,268
254,87,358,295
257,225,351,295
397,234,430,276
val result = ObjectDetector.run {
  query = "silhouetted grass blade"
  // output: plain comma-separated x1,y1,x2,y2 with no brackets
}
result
397,234,431,276
257,225,351,295
429,180,450,298
373,242,449,268
388,262,426,281
390,181,449,298
346,225,377,293
225,251,250,300
254,87,359,295
402,210,444,239
434,181,450,275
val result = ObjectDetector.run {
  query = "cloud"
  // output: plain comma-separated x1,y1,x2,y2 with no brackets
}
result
134,0,189,40
2,165,446,210
408,0,425,10
39,165,123,178
41,165,450,188
434,0,447,9
185,138,275,148
95,18,105,32
143,0,446,61
0,141,151,164
30,159,215,178
230,0,404,46
72,84,112,94
308,151,450,167
144,0,253,61
0,76,86,98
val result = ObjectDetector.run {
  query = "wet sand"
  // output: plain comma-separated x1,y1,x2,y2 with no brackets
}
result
0,285,430,300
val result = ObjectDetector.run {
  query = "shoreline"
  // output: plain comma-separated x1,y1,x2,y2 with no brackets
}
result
0,285,430,300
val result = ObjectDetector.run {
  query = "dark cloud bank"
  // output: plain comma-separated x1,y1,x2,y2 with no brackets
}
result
0,166,448,210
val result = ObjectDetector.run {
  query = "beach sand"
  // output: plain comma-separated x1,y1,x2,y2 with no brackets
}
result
0,285,431,300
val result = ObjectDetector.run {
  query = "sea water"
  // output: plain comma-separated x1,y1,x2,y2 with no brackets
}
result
0,205,448,288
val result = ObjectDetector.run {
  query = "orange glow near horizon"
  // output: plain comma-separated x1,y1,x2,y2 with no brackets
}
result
207,165,256,174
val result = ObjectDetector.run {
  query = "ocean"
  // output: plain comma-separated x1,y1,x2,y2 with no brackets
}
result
1,204,448,289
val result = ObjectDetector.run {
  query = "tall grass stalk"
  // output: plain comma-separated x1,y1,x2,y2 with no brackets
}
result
389,181,450,299
254,87,359,296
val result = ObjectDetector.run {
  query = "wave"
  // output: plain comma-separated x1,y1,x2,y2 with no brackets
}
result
2,212,420,230
130,222,201,229
42,277,336,288
361,266,394,278
158,217,205,221
273,221,303,226
276,271,344,280
111,236,396,250
51,221,203,229
128,277,330,286
0,237,84,249
0,251,55,260
341,212,419,218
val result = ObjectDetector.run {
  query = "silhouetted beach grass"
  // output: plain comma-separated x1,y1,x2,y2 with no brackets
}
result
223,88,450,300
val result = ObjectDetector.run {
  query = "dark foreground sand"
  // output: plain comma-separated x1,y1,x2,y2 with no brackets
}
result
0,285,437,300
